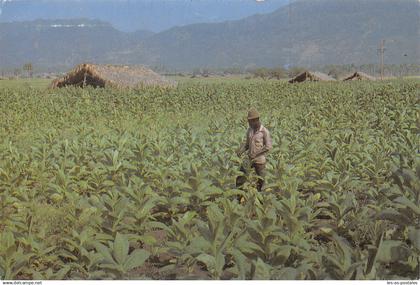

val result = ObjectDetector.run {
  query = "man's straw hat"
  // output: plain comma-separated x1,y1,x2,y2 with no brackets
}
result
247,108,260,120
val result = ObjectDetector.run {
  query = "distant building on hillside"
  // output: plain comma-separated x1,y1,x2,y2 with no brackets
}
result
50,63,177,89
289,71,336,83
343,71,376,81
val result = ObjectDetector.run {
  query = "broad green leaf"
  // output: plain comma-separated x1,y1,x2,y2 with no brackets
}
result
113,233,129,265
124,249,150,271
32,271,44,280
232,249,249,280
54,265,72,280
276,267,299,280
332,233,352,269
215,252,226,278
408,226,420,251
252,258,271,280
365,232,384,275
394,196,420,215
0,232,15,250
376,209,411,225
376,240,411,263
272,245,293,265
196,253,215,271
94,242,115,264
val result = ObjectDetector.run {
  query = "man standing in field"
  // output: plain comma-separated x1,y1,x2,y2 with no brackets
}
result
236,108,272,192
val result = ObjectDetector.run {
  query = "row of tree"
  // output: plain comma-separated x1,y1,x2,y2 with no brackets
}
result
247,64,420,79
1,63,34,78
319,64,420,79
2,63,419,79
169,64,419,79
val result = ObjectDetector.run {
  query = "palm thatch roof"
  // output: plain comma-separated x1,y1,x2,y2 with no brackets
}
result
343,71,376,81
289,71,336,83
50,63,177,89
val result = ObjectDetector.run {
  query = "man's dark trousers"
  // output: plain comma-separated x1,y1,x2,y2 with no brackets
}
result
235,163,266,192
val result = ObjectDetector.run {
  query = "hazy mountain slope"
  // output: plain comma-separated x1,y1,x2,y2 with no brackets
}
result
133,0,419,69
0,0,418,71
0,0,289,32
0,19,152,69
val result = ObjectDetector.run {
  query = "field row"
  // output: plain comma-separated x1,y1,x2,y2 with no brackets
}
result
0,79,419,279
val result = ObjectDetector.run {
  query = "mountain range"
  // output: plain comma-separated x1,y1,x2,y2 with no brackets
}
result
0,0,289,32
0,0,418,72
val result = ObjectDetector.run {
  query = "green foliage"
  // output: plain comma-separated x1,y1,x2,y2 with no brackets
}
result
94,233,150,279
0,78,418,280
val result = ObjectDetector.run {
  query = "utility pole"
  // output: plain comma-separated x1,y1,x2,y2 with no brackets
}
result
378,39,386,80
287,0,292,71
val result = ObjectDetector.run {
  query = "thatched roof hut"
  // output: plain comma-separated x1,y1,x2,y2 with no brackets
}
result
343,71,376,81
289,71,336,83
50,63,177,89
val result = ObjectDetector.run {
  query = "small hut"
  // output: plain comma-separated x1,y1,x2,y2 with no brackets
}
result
50,63,177,89
343,71,376,81
289,71,336,83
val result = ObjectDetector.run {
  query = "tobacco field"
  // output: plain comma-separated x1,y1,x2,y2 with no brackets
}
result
0,79,419,280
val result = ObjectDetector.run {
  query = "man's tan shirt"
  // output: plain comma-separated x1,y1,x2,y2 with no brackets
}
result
240,125,273,164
